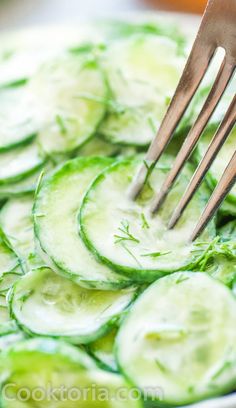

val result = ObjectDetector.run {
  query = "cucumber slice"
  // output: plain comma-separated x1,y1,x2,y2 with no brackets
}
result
0,272,22,294
0,236,20,277
99,35,185,146
0,142,45,185
0,163,52,199
78,136,120,157
34,157,132,290
80,158,215,282
0,332,24,352
208,255,236,288
0,305,17,337
0,338,143,407
0,86,39,152
29,54,107,154
116,272,236,406
219,221,236,242
10,267,136,344
0,196,34,272
89,328,118,372
196,126,236,206
0,272,22,336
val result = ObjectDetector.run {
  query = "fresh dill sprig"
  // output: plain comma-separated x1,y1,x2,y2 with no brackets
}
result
147,116,157,134
121,244,142,268
114,220,140,244
155,359,168,373
140,212,150,229
55,114,67,135
192,236,236,271
141,251,170,258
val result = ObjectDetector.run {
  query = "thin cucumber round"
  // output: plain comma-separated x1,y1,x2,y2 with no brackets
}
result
0,163,51,199
196,126,236,207
0,234,20,278
34,157,133,290
0,86,39,152
0,271,22,336
116,272,236,406
9,267,137,344
78,135,120,157
29,53,108,155
80,158,215,282
99,35,185,146
0,196,34,272
88,327,118,372
0,337,143,407
208,255,236,288
0,271,22,294
0,332,25,352
219,220,236,242
0,142,45,185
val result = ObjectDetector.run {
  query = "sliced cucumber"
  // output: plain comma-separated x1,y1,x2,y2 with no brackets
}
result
99,35,185,146
89,327,118,372
0,235,20,277
34,157,132,290
0,332,24,352
196,126,236,207
0,86,39,152
80,158,215,282
29,54,107,154
0,142,45,185
0,338,143,407
0,163,51,199
208,255,236,288
78,136,120,157
10,267,136,344
0,196,34,271
116,272,236,406
0,305,17,337
0,272,22,294
219,221,236,242
0,272,22,336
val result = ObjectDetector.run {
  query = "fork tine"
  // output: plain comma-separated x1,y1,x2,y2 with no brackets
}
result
190,149,236,242
150,61,235,214
168,94,236,229
129,41,215,199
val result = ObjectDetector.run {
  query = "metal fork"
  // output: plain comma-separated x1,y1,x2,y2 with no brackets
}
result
130,0,236,241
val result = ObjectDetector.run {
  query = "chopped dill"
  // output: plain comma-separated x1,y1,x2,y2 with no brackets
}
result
114,220,140,244
192,236,236,271
141,251,170,258
140,212,150,229
147,116,157,134
55,114,67,135
122,244,142,268
175,274,190,284
155,359,168,373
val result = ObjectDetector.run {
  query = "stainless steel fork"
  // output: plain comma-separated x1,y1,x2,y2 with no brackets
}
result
130,0,236,241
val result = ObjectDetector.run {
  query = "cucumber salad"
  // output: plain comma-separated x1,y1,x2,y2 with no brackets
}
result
0,19,235,408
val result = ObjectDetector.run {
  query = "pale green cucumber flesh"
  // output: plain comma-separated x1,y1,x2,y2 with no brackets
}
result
0,338,142,407
89,328,118,372
80,158,215,281
29,55,108,154
34,157,132,289
10,267,136,343
0,196,34,272
99,35,185,147
0,142,45,185
0,86,39,152
116,272,236,406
